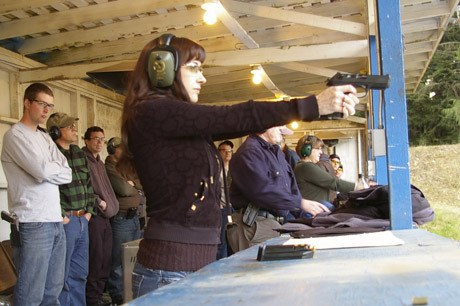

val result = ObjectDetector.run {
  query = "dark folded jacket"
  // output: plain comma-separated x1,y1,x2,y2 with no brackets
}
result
280,184,434,237
333,184,434,225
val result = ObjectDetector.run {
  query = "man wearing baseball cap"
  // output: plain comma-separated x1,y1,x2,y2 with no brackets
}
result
47,112,95,306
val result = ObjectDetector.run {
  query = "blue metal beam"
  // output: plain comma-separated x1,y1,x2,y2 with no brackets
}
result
368,35,388,185
376,0,413,229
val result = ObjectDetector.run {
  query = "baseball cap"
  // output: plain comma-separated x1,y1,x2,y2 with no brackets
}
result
330,153,341,161
108,137,122,148
218,140,234,149
279,125,294,135
46,112,79,131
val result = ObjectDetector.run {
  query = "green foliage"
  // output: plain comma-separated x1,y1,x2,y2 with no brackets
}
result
421,208,460,240
410,144,460,241
407,22,460,146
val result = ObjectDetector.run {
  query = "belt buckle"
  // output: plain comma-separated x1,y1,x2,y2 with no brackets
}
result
77,210,85,217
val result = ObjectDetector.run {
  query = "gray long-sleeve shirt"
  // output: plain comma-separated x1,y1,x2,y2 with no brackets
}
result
1,122,72,222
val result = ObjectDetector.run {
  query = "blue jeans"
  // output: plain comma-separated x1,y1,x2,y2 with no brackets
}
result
107,214,141,301
13,222,66,306
131,263,189,299
59,216,89,306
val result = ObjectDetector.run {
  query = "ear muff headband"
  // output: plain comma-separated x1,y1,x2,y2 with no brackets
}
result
148,34,179,88
107,137,116,155
300,136,314,157
49,126,60,141
300,143,312,157
107,143,115,155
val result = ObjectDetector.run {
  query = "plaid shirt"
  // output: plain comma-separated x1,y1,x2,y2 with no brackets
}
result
57,144,96,216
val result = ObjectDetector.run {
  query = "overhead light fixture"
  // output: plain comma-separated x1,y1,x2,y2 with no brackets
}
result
201,1,220,25
251,65,263,85
290,121,299,130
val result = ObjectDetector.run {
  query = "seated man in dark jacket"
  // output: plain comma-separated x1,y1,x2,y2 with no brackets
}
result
228,126,329,252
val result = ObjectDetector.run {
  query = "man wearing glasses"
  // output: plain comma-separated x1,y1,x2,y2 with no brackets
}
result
83,126,119,306
46,112,96,305
216,140,234,259
1,83,72,305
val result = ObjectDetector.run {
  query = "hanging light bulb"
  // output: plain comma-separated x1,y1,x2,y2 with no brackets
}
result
252,72,263,85
251,66,263,85
202,2,219,25
203,9,217,25
290,121,299,130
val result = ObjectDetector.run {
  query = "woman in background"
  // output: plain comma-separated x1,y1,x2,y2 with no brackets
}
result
294,135,356,209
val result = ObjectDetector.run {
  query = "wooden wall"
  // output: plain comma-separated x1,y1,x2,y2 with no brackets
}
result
0,49,124,241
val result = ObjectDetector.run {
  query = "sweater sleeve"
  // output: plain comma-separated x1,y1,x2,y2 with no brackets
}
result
47,137,72,184
134,96,319,140
105,162,139,197
3,129,71,184
85,170,96,215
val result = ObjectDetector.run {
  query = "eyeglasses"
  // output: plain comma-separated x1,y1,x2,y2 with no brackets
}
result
183,63,204,74
61,123,78,130
219,149,233,153
32,99,55,110
89,137,105,142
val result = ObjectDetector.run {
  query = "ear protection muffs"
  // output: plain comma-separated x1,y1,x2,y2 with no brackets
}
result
107,138,117,155
148,34,179,88
49,126,60,141
300,136,314,157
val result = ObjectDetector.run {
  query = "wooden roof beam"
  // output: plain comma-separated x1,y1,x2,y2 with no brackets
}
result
206,39,368,66
221,0,367,37
0,0,191,40
18,40,368,83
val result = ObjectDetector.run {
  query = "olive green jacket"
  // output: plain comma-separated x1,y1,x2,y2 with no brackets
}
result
294,161,355,203
105,156,145,213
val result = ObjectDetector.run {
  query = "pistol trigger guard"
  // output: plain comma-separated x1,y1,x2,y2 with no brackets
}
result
358,86,369,98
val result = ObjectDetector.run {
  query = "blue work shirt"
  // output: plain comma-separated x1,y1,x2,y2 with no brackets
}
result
229,134,302,218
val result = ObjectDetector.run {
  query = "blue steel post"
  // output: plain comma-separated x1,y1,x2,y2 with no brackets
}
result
376,0,413,229
368,35,388,185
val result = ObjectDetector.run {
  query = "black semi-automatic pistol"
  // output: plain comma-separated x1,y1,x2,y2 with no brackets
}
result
321,72,390,120
1,210,21,246
1,210,18,228
327,72,390,90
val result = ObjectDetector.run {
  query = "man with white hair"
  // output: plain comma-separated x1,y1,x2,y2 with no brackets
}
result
227,126,329,252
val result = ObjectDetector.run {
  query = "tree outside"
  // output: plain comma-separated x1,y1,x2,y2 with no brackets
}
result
407,17,460,146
